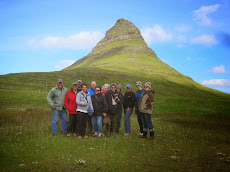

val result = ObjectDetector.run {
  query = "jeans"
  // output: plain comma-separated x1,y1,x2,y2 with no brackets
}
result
142,113,155,132
116,108,122,133
51,108,67,134
124,108,133,134
91,116,103,133
136,110,143,133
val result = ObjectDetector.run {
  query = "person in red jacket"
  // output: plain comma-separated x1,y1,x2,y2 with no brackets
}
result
64,82,78,136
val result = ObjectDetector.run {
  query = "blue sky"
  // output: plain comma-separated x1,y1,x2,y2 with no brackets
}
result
0,0,230,93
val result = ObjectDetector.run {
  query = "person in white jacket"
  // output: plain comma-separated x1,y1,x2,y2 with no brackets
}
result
76,83,93,138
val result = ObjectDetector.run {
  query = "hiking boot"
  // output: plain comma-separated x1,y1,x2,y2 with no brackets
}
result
67,133,71,137
147,131,154,140
139,133,144,136
139,131,147,138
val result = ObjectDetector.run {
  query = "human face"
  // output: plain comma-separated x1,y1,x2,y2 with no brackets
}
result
91,81,96,90
104,86,109,93
77,82,82,88
111,85,116,92
126,88,131,92
95,88,101,94
136,85,142,90
117,88,121,92
57,82,63,88
72,85,78,91
82,85,87,93
144,86,150,91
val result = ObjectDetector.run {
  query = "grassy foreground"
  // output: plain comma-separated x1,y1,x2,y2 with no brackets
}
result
0,91,229,172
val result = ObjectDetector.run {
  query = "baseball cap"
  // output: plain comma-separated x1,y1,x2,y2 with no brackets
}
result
57,79,63,83
126,84,132,88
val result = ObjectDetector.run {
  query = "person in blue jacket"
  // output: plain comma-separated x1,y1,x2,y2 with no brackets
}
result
135,81,144,136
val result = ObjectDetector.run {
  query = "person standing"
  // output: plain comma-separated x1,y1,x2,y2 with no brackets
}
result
135,81,144,136
115,84,124,134
139,82,155,140
123,84,136,136
64,82,78,137
101,84,110,96
91,86,108,138
47,79,68,136
87,81,97,135
105,83,119,136
76,83,93,138
77,80,82,93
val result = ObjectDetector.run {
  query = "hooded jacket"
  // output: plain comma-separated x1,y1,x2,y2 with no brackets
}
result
91,93,108,116
47,86,68,111
76,91,93,113
139,90,155,114
64,90,77,114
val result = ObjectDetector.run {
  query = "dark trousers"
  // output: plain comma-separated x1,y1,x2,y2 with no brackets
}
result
116,108,122,133
136,110,143,133
76,111,88,137
87,115,93,135
67,114,77,134
106,113,117,133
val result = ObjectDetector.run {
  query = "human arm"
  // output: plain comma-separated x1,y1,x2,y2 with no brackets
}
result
47,89,55,109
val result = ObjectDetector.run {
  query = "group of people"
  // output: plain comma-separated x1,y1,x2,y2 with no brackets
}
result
47,79,155,140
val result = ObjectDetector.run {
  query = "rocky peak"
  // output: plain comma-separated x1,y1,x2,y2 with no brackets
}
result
92,18,147,51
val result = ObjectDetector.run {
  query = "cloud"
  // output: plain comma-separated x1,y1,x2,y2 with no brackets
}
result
191,34,217,45
193,4,220,25
201,79,230,86
141,25,173,44
175,25,192,32
54,60,76,70
208,65,226,73
28,31,104,50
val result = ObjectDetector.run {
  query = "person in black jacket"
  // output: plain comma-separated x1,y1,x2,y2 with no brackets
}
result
91,86,108,138
123,84,136,136
116,84,124,133
105,83,119,136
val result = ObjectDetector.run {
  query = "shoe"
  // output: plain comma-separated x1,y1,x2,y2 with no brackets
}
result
147,131,154,140
124,133,131,136
53,133,58,136
67,133,71,137
139,131,147,138
93,134,98,137
83,135,88,138
98,134,102,138
77,136,82,139
139,133,144,136
73,133,77,137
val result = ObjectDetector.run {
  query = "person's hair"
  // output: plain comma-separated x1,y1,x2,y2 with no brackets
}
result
102,84,110,90
81,83,87,88
95,86,101,90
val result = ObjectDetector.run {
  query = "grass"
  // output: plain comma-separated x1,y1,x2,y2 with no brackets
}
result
0,90,229,171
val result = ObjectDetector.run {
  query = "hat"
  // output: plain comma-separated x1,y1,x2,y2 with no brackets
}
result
57,78,63,83
110,83,117,87
126,84,132,88
77,80,82,83
136,81,142,87
144,82,151,89
72,82,78,86
117,84,122,89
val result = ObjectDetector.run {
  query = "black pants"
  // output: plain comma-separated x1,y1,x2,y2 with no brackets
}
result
87,115,93,135
67,114,77,134
76,111,88,137
136,110,143,133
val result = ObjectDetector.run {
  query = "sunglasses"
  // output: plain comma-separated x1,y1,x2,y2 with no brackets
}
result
96,89,100,91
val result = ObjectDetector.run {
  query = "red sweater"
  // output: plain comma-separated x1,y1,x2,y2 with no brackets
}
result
64,90,77,114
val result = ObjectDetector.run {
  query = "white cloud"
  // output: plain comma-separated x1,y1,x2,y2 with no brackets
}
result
28,31,104,50
201,79,230,86
54,60,76,70
191,34,217,45
175,25,192,32
141,25,173,44
193,4,220,25
209,65,226,73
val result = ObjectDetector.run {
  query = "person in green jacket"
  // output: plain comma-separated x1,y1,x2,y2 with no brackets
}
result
47,79,68,136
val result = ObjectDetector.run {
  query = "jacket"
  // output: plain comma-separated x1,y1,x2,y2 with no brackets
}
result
64,90,77,114
139,90,155,114
123,91,136,110
76,91,93,113
135,89,144,111
47,86,68,111
105,91,118,115
87,88,95,96
91,93,108,116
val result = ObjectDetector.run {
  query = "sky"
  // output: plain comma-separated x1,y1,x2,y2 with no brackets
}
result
0,0,230,93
